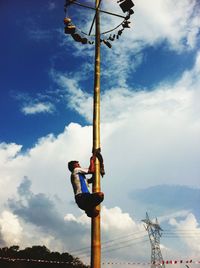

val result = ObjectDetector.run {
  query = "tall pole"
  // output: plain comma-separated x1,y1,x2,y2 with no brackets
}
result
91,0,101,268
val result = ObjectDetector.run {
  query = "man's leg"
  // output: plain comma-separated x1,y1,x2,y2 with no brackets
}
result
88,192,104,207
84,192,104,217
75,193,90,210
75,193,104,217
85,208,99,218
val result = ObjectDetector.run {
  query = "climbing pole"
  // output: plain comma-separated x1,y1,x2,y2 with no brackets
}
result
64,1,135,267
91,1,101,268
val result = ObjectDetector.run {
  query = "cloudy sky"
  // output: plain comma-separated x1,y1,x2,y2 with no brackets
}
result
0,0,200,266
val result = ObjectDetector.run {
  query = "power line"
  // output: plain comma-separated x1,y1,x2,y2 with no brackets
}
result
102,238,149,255
78,235,149,257
78,236,149,258
162,229,200,238
70,228,200,257
164,229,200,232
163,235,200,238
70,230,147,255
163,230,200,234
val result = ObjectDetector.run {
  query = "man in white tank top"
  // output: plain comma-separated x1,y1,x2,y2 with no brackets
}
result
68,152,104,217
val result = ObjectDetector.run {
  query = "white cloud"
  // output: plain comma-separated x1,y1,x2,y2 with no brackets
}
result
64,206,142,232
158,210,191,224
0,123,92,212
52,52,200,194
132,0,200,51
1,51,200,218
55,74,93,121
22,102,55,115
0,142,22,162
168,213,200,256
101,206,137,232
1,54,200,203
0,211,23,245
0,210,66,252
0,143,24,205
103,0,200,52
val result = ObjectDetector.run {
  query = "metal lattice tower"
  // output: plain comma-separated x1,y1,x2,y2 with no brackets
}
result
142,213,165,268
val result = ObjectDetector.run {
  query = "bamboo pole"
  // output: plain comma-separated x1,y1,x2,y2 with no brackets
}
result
91,0,101,268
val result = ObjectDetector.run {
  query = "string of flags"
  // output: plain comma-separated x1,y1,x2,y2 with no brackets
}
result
0,256,77,264
0,256,200,265
102,260,200,265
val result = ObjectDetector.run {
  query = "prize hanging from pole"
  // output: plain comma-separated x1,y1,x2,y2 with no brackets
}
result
64,0,135,48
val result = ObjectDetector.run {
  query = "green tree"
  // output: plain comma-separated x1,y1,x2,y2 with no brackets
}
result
0,245,89,268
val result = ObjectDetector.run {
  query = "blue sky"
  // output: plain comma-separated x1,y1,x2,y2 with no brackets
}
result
0,0,200,266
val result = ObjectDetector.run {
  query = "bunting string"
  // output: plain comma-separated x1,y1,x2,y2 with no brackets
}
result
0,256,78,264
1,256,200,265
102,260,200,265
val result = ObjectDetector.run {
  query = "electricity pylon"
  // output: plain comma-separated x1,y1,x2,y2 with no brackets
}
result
142,213,165,268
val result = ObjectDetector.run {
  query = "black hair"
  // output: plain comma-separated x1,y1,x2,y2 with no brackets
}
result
68,161,78,172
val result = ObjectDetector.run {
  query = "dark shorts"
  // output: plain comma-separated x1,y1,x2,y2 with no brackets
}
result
75,192,104,211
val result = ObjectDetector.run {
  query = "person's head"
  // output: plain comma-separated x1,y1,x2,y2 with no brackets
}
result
68,161,80,172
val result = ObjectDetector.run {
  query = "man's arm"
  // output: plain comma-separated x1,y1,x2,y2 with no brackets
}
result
93,148,105,177
88,155,96,173
73,155,95,175
87,176,94,184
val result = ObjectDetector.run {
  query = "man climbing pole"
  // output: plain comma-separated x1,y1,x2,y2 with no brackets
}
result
68,149,105,218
